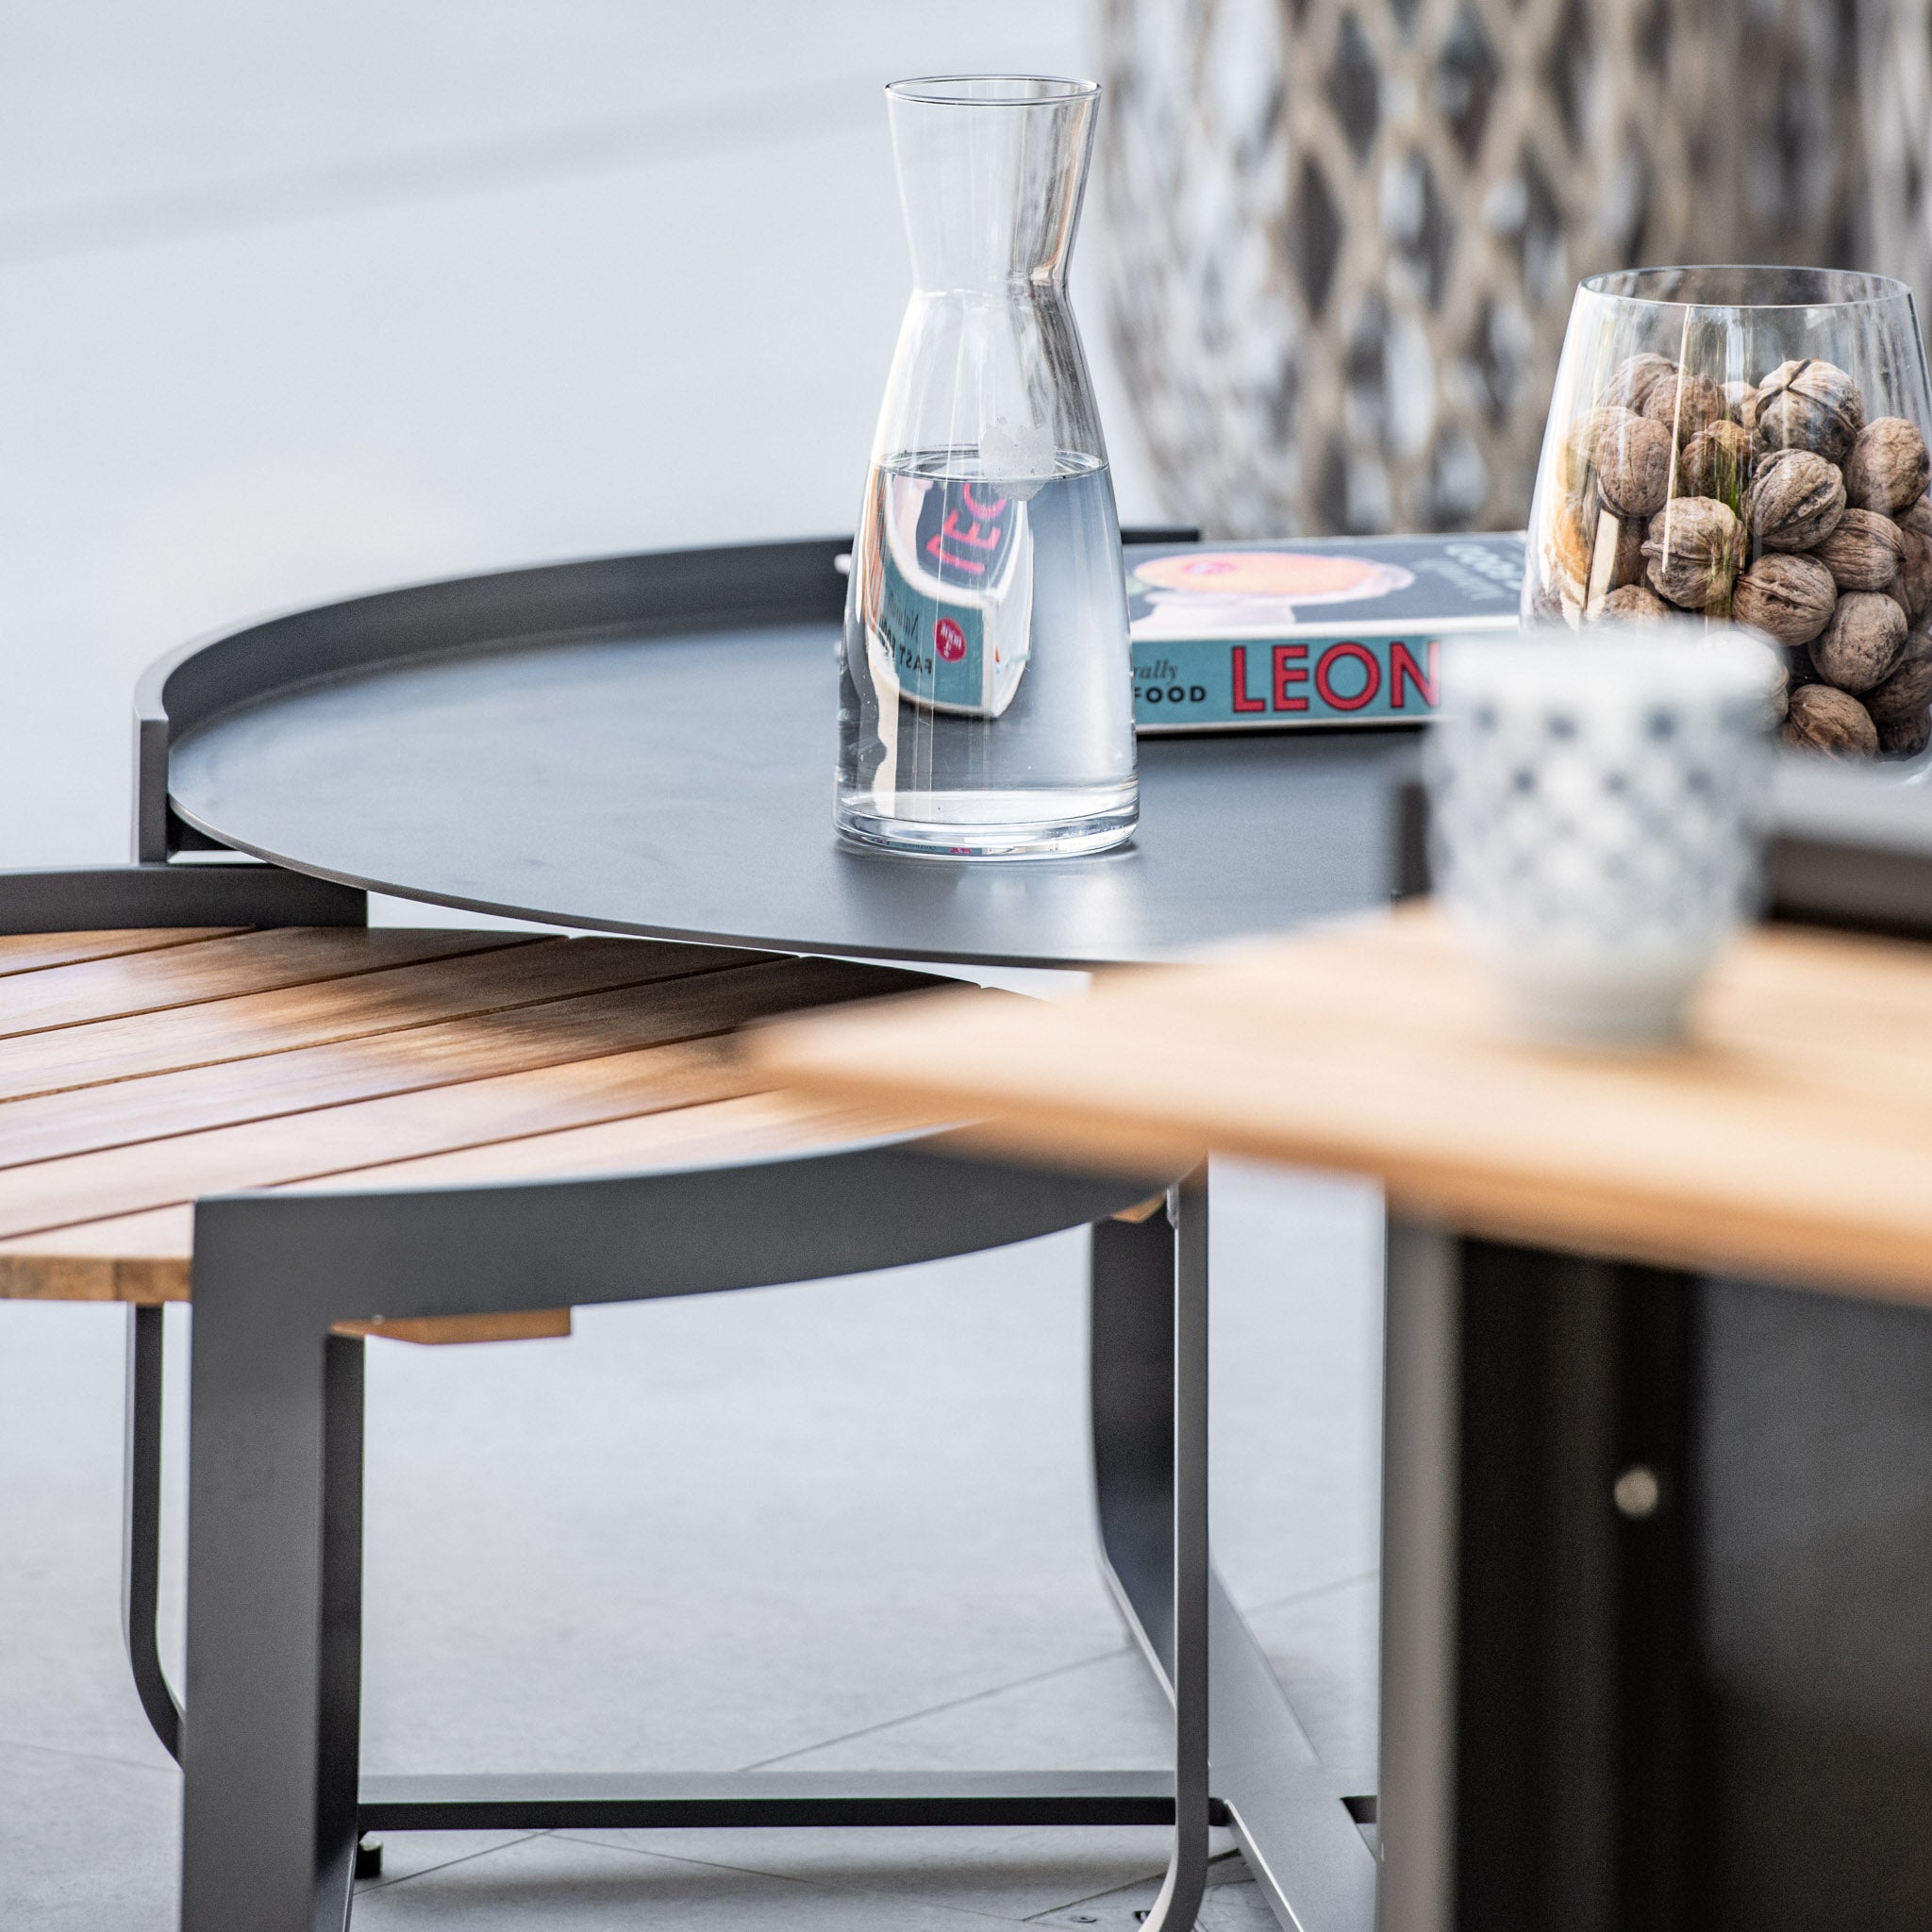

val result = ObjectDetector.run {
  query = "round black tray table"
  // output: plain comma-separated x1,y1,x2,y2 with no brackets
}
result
137,538,1403,1932
139,538,1414,967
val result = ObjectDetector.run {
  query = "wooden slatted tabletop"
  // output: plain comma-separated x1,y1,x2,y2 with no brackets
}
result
755,906,1932,1304
0,925,933,1340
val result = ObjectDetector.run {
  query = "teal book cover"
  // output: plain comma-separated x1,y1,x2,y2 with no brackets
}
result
1124,533,1525,731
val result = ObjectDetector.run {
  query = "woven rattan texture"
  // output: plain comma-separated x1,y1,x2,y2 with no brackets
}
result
1864,0,1932,308
1097,0,1866,537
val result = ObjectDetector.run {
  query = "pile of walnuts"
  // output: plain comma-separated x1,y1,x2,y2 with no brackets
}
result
1536,353,1932,758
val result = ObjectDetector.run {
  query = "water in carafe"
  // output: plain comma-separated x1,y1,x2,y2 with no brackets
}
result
835,77,1138,858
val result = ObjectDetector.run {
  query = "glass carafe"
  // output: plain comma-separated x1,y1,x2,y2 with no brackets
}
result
836,75,1138,858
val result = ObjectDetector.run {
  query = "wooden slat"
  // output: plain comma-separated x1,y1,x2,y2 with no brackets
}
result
0,955,919,1168
0,927,246,977
0,1092,900,1315
0,935,764,1105
273,1090,917,1194
0,1038,748,1238
0,927,532,1038
0,951,939,1325
332,1309,573,1345
0,1206,192,1302
754,908,1932,1305
0,1094,923,1304
0,1208,567,1343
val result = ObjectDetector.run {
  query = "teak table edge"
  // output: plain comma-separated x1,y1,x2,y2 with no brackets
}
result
751,906,1932,1307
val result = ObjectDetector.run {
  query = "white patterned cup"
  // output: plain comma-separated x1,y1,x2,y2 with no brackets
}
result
1425,629,1780,1046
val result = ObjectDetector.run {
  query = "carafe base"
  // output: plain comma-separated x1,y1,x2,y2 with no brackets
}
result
834,783,1137,858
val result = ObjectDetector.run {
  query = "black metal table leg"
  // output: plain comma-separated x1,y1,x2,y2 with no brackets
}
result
1132,1168,1212,1932
316,1338,365,1930
178,1277,363,1932
124,1304,181,1764
1090,1176,1378,1932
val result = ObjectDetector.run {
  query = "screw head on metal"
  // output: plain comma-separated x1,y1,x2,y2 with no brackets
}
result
1613,1464,1662,1519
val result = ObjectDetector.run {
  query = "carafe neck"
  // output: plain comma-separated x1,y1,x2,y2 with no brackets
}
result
887,76,1097,293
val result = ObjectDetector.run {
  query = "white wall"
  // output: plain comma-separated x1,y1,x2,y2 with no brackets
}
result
0,2,1158,867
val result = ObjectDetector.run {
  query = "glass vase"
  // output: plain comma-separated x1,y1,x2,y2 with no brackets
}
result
1522,267,1932,763
835,75,1138,858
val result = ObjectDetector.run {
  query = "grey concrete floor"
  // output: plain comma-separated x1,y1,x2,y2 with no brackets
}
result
0,6,1384,1924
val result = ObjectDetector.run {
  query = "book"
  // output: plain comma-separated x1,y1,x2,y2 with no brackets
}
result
1125,532,1525,731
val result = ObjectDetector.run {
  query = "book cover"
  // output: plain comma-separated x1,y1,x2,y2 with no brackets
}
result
867,469,1034,718
1125,532,1525,731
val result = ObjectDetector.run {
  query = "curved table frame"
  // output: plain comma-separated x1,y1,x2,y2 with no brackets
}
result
175,1135,1216,1932
131,541,1385,1931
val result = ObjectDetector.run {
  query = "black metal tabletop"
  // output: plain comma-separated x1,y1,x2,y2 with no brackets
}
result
147,538,1416,969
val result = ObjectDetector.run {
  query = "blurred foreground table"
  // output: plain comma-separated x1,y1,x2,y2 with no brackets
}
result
759,905,1932,1932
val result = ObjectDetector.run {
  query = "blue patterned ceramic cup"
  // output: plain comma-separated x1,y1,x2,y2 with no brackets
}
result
1426,629,1781,1046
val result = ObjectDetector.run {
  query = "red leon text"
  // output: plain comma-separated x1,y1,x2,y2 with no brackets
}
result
924,483,1009,575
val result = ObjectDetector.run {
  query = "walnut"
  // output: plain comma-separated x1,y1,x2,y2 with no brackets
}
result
1812,508,1906,591
1865,629,1932,757
1879,710,1932,758
1723,380,1758,435
1808,591,1907,693
1593,409,1674,518
1754,358,1865,464
1605,353,1678,413
1557,407,1625,493
1642,497,1743,610
1897,493,1932,620
1678,419,1751,502
1731,552,1837,647
1640,368,1726,446
1594,583,1673,624
1782,682,1878,756
1744,446,1846,552
1842,416,1931,516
